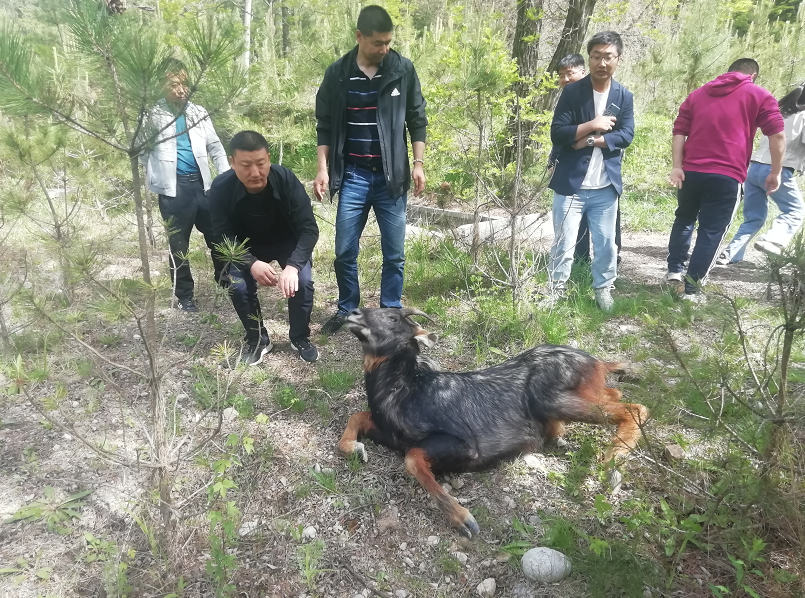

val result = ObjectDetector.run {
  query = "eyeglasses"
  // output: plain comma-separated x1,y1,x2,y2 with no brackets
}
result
589,54,620,65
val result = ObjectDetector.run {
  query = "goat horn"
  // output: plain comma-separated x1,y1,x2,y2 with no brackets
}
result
399,308,434,323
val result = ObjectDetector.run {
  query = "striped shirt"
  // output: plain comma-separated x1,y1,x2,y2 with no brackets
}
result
344,60,383,171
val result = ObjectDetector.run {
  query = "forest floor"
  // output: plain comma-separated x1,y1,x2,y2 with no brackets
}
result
0,204,793,598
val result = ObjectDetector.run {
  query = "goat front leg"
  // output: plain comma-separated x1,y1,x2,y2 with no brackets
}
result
337,411,377,462
404,443,480,539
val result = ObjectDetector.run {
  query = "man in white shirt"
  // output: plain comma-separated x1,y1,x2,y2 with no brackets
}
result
547,32,635,311
139,60,230,312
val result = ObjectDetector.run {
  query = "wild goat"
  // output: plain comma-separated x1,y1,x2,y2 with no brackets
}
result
337,308,648,538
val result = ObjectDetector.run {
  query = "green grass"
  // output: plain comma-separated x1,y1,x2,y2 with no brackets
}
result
317,367,358,396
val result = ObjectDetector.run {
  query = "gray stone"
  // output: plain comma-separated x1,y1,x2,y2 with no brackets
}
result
426,535,439,546
522,454,545,471
453,551,468,566
450,476,465,489
521,547,572,583
476,578,496,597
664,444,686,462
238,521,258,536
301,525,317,540
394,591,409,598
222,407,238,421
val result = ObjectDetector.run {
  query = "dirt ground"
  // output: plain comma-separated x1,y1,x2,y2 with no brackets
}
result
0,219,782,598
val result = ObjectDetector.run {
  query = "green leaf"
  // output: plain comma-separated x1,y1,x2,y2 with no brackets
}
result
35,567,52,580
63,488,93,504
0,568,22,574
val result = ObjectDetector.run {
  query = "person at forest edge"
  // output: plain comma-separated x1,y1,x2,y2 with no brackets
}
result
717,85,805,264
548,32,635,312
139,59,230,312
551,53,624,266
313,5,428,334
209,131,320,365
666,58,785,300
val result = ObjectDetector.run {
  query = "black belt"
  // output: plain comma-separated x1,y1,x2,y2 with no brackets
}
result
177,172,201,182
751,160,793,174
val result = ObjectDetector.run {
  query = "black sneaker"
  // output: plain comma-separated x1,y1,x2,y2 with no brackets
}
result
321,312,347,334
240,337,273,366
177,298,199,312
290,338,319,363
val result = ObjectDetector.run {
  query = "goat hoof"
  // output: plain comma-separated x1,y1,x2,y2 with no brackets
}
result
354,442,368,462
455,512,480,539
607,468,623,494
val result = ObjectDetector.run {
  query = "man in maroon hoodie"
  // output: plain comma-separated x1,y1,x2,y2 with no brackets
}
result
666,58,785,299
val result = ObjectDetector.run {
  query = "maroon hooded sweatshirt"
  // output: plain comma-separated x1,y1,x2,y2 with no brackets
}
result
672,72,784,183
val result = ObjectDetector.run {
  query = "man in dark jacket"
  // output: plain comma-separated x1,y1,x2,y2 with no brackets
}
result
548,31,634,312
313,5,428,334
209,131,320,365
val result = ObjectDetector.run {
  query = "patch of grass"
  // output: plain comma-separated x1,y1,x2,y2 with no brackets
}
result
274,383,306,413
317,367,357,396
176,333,200,348
97,333,121,347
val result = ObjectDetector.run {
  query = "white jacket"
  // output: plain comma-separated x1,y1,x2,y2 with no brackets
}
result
139,99,229,196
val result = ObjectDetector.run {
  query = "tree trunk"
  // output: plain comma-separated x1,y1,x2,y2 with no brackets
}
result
130,154,156,344
504,0,544,166
538,0,598,111
281,3,291,58
243,0,252,70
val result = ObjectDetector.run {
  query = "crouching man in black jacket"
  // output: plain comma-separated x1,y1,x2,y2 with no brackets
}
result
210,131,320,365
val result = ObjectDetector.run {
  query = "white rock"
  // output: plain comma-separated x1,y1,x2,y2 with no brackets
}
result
71,401,80,407
222,407,238,421
394,591,409,598
63,433,72,440
453,551,468,566
426,535,439,546
302,526,317,540
450,477,465,489
521,547,572,583
476,578,496,597
502,495,516,509
133,334,141,341
441,483,453,493
176,393,189,400
399,542,407,550
403,557,414,567
238,521,258,536
313,463,322,473
522,454,543,470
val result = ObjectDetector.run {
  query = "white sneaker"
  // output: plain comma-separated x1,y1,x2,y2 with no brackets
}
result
754,239,783,256
665,271,684,282
594,287,614,312
681,292,707,305
715,252,731,266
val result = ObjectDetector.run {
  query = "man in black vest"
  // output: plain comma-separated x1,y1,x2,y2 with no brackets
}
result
313,5,428,334
209,131,319,365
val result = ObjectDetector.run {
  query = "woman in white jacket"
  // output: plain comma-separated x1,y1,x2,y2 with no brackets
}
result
719,85,805,263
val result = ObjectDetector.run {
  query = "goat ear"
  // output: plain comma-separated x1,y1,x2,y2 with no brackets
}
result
415,329,438,349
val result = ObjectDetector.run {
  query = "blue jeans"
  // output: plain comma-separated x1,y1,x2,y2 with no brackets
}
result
549,185,618,290
334,165,407,313
723,162,805,262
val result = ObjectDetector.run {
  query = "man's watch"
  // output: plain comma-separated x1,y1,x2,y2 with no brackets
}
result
586,136,596,147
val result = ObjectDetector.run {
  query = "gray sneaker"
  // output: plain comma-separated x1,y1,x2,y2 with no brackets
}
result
594,287,614,312
240,337,273,366
322,312,347,335
754,239,783,256
290,338,319,363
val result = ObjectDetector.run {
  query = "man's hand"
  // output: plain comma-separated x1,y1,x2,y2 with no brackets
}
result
412,163,426,196
250,260,278,287
590,115,616,133
313,169,329,202
277,265,299,298
669,167,685,189
765,172,781,194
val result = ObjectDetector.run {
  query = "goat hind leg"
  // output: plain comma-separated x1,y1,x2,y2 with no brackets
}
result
599,392,649,464
404,442,480,538
337,411,376,462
